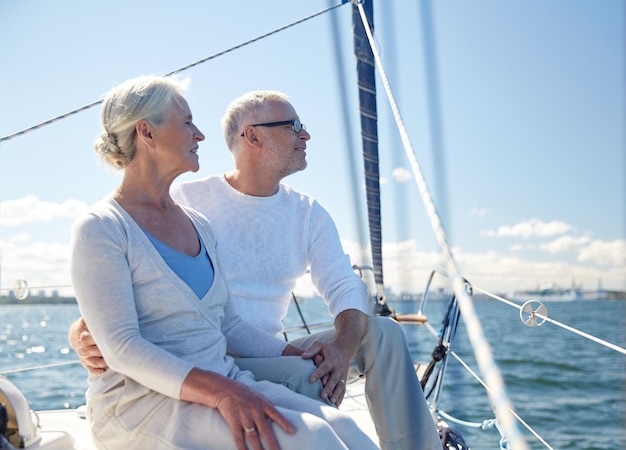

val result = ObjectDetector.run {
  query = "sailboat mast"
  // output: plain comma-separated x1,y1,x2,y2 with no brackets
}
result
351,0,389,313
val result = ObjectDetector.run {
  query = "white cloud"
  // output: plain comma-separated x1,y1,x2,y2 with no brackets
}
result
377,240,442,294
334,238,626,295
293,271,318,298
540,235,592,254
392,167,412,183
578,239,626,266
482,218,572,240
8,233,32,244
0,239,73,296
0,196,88,227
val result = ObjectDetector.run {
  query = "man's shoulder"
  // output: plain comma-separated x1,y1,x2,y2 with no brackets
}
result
172,175,226,217
280,183,316,204
174,174,221,191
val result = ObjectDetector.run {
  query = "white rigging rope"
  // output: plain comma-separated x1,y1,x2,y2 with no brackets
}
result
352,1,529,448
0,360,81,375
476,287,626,355
0,3,345,144
448,350,555,450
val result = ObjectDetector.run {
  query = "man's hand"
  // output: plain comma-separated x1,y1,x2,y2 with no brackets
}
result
282,343,324,366
280,343,304,357
68,318,107,376
300,341,351,406
300,309,368,406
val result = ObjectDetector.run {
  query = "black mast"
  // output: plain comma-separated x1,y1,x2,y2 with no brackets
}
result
351,0,392,315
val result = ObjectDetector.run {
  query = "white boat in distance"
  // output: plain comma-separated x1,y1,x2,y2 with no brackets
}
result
507,284,584,302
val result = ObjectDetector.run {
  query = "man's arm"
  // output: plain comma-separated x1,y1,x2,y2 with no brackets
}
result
70,315,306,373
301,309,368,406
331,308,368,362
68,317,108,375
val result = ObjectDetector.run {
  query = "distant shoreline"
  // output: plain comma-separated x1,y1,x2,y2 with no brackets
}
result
0,295,78,305
1,291,624,305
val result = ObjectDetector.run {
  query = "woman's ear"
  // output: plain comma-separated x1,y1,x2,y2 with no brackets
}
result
136,120,155,147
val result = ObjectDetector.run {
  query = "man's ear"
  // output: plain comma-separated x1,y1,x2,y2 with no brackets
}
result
241,126,262,148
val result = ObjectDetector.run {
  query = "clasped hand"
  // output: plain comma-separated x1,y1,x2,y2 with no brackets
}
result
300,341,351,407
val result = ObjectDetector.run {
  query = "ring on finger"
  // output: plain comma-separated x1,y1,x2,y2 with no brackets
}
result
244,427,256,434
339,378,345,384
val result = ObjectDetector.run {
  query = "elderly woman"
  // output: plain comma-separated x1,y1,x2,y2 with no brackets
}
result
70,75,377,450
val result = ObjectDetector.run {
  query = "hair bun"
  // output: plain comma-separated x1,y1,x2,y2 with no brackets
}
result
103,132,120,154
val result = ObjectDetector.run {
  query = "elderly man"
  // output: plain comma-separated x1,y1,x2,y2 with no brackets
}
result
70,90,440,450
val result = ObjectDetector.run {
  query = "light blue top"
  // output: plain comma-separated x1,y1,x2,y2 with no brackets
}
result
142,227,214,299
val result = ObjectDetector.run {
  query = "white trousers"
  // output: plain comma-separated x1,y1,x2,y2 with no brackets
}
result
87,369,378,450
236,316,441,450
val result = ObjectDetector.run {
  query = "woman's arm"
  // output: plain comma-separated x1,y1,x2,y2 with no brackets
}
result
221,297,294,357
70,212,194,398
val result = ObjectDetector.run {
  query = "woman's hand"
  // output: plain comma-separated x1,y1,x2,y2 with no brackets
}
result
181,368,296,450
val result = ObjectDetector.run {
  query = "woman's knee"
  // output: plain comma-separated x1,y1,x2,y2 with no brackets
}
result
291,375,324,402
282,359,324,398
280,411,348,449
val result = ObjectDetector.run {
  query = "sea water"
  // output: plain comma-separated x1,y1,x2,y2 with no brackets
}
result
1,299,624,449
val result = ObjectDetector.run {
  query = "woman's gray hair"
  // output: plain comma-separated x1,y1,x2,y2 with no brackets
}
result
94,75,189,169
221,90,289,151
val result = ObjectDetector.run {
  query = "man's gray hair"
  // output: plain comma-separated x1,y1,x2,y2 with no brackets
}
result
221,90,289,151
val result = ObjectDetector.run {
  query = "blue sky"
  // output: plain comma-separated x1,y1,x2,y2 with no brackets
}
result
0,0,624,298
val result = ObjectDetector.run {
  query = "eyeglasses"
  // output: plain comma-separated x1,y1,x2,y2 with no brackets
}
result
240,119,306,136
